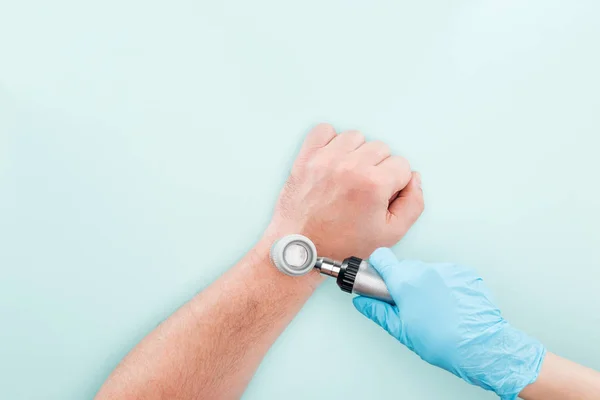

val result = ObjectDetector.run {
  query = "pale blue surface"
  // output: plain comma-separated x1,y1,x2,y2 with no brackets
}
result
1,1,599,399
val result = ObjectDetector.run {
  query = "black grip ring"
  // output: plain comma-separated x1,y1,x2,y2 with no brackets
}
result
337,256,362,293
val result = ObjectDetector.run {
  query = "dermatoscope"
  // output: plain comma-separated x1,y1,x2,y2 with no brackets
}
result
270,234,394,304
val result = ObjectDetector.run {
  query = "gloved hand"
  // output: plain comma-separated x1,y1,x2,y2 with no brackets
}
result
353,248,546,400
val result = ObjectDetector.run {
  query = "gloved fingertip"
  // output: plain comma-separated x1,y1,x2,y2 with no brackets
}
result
353,296,399,336
369,247,398,267
352,296,371,315
369,248,400,281
353,296,382,321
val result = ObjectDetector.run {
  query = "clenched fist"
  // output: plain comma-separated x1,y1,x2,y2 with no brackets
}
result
264,123,423,261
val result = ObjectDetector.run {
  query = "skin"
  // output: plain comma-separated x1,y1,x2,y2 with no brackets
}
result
520,352,600,399
95,123,424,400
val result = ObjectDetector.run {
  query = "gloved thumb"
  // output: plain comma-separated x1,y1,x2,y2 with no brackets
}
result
369,247,403,283
353,296,399,336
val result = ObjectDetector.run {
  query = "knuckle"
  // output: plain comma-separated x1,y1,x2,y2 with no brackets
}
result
375,177,391,192
370,169,392,185
342,130,365,143
304,123,336,149
363,172,385,189
373,141,391,155
345,130,364,138
397,156,411,172
313,122,335,132
304,157,325,174
335,161,357,177
309,123,335,141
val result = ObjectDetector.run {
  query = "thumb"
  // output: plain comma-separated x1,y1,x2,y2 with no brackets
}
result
368,247,402,282
369,247,413,305
353,296,400,336
388,171,424,234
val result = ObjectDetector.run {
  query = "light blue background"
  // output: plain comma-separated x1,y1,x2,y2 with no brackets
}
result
1,1,599,399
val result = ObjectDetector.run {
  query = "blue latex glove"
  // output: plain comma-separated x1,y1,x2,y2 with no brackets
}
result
353,248,546,400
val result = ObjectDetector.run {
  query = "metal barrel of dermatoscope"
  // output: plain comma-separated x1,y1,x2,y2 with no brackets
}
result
270,234,394,305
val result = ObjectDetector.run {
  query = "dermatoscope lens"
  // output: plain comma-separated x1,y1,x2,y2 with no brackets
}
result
283,243,309,267
270,234,318,276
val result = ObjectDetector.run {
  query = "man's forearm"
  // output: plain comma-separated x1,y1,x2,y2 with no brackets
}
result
95,232,322,400
96,124,422,399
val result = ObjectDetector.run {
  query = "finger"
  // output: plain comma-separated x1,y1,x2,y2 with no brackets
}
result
377,156,412,196
369,249,425,309
349,140,391,165
323,130,365,154
368,247,402,283
369,248,412,306
388,172,424,232
353,296,401,337
299,123,337,157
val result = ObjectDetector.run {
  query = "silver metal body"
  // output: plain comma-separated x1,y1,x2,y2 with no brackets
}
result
352,260,394,304
314,257,341,277
316,258,394,304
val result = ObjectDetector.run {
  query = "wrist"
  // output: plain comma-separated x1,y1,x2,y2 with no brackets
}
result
250,229,325,291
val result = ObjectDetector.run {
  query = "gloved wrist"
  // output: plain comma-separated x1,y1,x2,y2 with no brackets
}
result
459,323,546,400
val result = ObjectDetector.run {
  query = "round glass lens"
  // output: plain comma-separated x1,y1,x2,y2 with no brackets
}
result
283,243,309,268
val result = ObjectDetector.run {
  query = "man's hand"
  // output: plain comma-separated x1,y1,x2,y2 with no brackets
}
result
265,123,424,260
96,124,423,400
